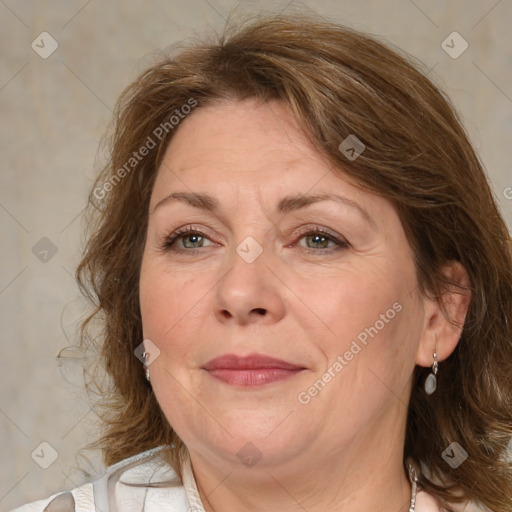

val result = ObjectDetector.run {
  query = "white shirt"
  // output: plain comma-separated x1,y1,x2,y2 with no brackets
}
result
9,445,477,512
9,446,204,512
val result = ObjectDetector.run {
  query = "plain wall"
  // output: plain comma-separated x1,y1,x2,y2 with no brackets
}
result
1,0,511,509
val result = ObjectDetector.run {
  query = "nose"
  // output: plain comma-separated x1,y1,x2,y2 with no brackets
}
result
212,241,286,326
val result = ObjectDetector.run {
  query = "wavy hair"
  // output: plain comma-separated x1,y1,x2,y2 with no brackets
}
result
75,11,512,512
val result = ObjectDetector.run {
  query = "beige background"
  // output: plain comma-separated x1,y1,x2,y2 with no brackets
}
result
1,0,511,509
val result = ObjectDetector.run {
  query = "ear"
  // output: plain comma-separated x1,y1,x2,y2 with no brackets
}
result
415,261,472,366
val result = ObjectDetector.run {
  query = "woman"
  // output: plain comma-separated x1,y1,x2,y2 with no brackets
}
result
11,11,512,512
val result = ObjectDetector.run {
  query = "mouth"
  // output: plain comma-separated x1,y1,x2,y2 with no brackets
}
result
202,353,306,387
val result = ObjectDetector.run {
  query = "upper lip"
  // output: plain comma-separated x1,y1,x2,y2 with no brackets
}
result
202,353,304,371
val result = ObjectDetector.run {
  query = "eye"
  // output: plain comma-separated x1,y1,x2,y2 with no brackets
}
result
161,226,216,252
294,227,349,253
160,225,349,254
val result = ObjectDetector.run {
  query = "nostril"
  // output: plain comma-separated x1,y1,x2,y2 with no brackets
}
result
252,308,267,316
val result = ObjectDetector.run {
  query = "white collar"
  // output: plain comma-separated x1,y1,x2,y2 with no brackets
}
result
98,446,465,512
93,445,205,512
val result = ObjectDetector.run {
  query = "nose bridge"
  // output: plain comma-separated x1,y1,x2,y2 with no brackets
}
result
212,233,285,325
222,234,269,300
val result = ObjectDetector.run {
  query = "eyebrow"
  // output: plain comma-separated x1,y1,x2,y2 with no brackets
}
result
152,191,376,229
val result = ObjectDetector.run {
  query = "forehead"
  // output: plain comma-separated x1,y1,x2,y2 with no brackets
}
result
151,99,366,203
163,99,324,169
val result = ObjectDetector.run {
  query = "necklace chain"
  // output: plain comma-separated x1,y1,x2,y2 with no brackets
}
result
408,463,419,512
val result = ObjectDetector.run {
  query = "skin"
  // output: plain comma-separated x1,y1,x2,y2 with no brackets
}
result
139,98,470,512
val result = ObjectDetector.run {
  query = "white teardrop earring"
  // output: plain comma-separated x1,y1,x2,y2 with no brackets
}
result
424,351,438,395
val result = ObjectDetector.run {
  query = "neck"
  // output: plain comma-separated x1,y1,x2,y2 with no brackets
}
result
189,410,412,512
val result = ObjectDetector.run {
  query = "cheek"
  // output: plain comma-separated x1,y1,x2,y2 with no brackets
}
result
139,264,203,356
307,261,419,393
302,265,406,348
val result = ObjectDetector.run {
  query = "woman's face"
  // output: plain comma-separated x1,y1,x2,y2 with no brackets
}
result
139,99,428,472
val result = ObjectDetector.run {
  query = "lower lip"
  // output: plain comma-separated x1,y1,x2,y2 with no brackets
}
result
205,368,303,387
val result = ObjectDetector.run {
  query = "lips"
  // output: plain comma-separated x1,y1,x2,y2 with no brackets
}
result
202,354,305,387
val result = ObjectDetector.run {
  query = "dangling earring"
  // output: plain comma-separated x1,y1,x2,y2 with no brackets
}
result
142,351,151,382
407,462,418,512
424,351,438,395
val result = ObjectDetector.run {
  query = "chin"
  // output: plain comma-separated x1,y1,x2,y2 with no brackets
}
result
207,433,307,470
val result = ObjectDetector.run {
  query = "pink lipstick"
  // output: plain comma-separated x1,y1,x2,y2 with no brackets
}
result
202,353,305,387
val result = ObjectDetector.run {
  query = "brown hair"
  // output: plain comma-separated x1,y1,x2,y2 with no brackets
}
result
75,11,512,511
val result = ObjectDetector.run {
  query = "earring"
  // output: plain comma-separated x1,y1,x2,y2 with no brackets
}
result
424,351,438,395
142,351,150,382
407,462,418,512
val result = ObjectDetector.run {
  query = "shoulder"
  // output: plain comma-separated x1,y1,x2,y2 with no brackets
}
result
416,489,491,512
7,484,94,512
415,490,442,512
8,446,190,512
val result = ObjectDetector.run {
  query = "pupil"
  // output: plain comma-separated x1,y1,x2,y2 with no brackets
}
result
185,234,202,247
309,234,327,248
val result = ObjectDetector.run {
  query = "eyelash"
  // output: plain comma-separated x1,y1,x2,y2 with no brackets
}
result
160,224,349,255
